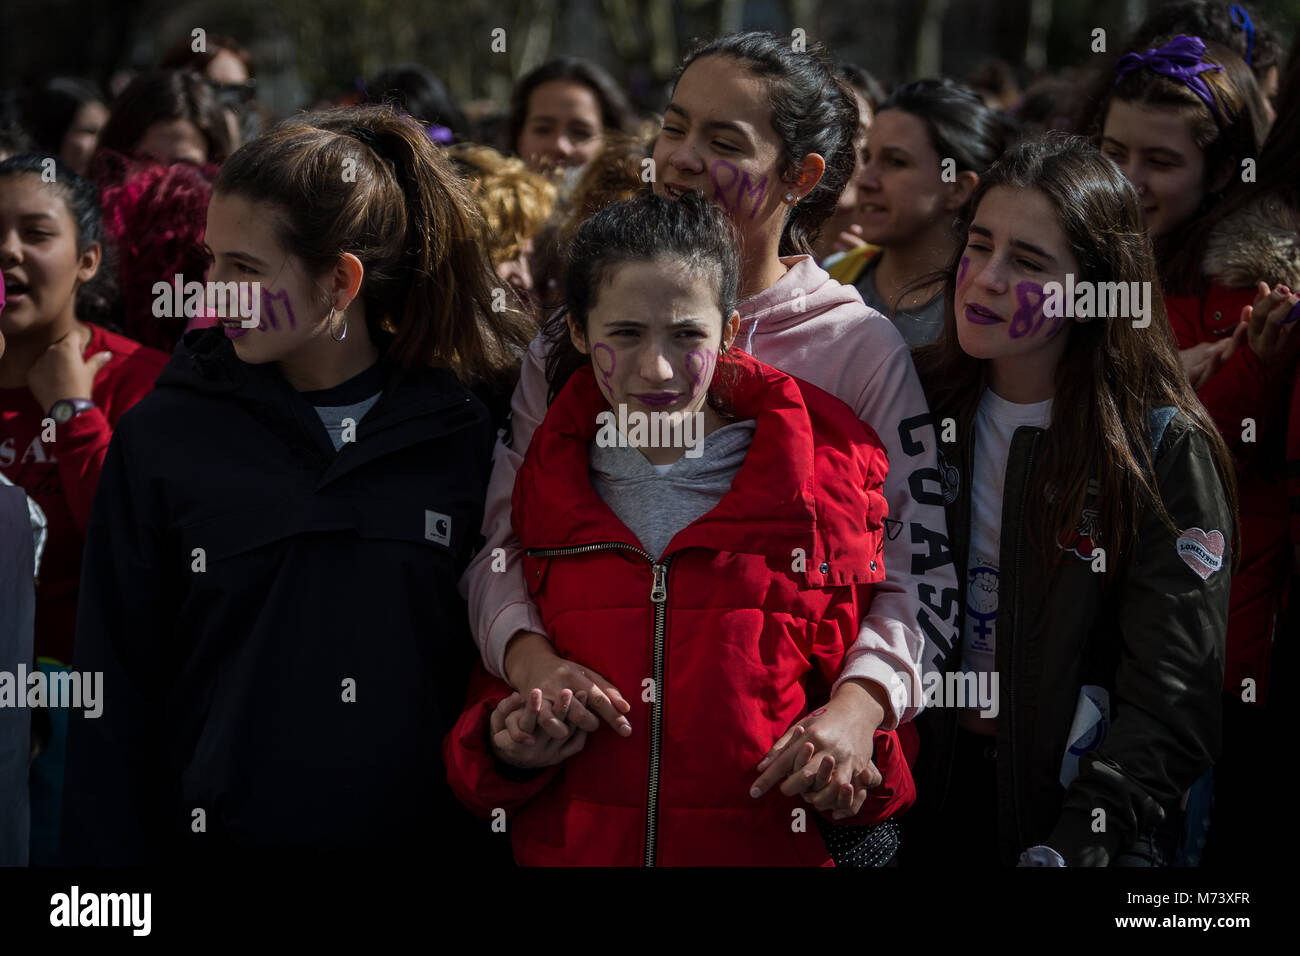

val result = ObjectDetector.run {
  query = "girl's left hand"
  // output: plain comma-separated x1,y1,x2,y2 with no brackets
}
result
749,679,886,821
27,326,111,414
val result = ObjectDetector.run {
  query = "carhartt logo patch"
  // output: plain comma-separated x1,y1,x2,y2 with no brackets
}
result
425,510,452,547
1176,528,1225,580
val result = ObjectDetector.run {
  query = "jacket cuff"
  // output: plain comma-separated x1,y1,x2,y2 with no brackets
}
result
1045,805,1126,867
443,694,559,816
54,406,111,445
485,604,548,681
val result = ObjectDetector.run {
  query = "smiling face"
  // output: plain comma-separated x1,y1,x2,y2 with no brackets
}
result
517,80,604,172
652,56,795,248
855,109,954,247
203,191,342,365
0,173,99,339
954,186,1081,384
1101,100,1210,242
571,257,738,423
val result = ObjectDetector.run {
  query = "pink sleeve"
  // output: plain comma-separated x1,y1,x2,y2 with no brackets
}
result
458,332,552,679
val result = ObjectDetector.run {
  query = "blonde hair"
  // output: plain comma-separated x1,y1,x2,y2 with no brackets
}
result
445,143,556,265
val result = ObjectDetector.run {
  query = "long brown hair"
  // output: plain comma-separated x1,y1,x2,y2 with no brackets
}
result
212,105,533,386
914,133,1240,578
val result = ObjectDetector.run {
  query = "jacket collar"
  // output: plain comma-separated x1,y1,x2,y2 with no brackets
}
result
514,350,882,582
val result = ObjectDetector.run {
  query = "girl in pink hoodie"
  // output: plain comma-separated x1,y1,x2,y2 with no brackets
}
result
461,31,960,815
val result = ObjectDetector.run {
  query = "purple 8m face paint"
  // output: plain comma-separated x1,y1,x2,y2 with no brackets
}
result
259,287,297,331
956,255,971,289
685,347,716,397
1009,281,1047,339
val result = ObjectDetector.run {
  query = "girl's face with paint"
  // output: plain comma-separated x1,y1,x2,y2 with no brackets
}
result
954,186,1081,372
0,173,100,339
1101,100,1218,242
203,192,352,366
652,56,803,248
855,109,955,247
570,256,738,423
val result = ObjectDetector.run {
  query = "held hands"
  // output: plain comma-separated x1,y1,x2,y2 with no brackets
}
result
502,631,632,737
490,689,590,769
27,325,111,414
750,679,887,821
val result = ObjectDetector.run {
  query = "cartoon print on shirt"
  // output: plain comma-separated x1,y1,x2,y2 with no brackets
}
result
1059,507,1101,561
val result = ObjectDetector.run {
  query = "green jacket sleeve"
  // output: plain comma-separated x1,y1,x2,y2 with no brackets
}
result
1047,414,1232,866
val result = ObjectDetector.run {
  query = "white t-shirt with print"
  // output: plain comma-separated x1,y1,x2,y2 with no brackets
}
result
963,388,1053,680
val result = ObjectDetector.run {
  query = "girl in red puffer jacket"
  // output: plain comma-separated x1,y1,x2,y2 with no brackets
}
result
444,192,915,866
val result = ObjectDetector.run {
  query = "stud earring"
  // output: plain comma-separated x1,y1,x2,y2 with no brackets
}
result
784,192,797,203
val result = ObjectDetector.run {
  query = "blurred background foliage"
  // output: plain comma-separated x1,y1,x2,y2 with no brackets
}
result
3,0,1297,119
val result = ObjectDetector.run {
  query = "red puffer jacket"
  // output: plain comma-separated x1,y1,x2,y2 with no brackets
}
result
443,351,915,865
1163,193,1300,706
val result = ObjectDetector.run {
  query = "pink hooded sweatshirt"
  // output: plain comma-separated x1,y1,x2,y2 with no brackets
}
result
459,255,959,726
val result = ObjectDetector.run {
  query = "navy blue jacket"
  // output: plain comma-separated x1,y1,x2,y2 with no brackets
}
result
61,328,496,864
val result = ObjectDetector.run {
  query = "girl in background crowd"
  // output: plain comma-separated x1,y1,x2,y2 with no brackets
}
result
96,70,233,167
159,32,259,149
508,58,638,178
461,32,959,834
814,63,886,265
446,192,914,865
61,106,529,864
0,156,167,863
909,135,1237,867
834,78,1015,346
1097,35,1264,273
445,142,556,305
1151,31,1300,867
20,78,108,177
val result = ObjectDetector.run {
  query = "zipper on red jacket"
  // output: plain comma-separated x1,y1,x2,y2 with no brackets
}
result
524,542,674,867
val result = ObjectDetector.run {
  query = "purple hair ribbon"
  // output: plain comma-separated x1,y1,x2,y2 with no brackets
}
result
1114,35,1224,117
1230,5,1255,67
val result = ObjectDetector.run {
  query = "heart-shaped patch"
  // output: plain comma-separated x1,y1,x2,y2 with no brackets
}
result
1176,527,1225,580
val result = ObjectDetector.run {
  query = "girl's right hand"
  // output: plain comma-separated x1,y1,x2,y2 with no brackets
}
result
503,631,633,737
490,690,589,769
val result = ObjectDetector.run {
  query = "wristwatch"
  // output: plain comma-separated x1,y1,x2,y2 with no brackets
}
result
48,398,96,423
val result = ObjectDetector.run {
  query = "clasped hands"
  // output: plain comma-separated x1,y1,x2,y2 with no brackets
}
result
492,631,886,820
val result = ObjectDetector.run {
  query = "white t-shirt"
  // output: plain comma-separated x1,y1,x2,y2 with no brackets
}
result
962,388,1053,680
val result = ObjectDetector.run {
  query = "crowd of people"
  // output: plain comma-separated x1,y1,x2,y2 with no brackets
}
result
0,0,1295,870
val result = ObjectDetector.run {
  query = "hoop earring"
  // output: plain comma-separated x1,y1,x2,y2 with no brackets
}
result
328,307,348,342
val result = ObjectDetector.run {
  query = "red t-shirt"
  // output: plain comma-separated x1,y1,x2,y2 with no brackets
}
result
0,323,168,664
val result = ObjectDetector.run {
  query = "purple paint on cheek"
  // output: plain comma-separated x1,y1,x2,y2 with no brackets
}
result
685,347,717,395
738,172,769,219
592,343,616,392
708,159,740,212
1009,281,1046,339
259,287,297,332
956,256,971,288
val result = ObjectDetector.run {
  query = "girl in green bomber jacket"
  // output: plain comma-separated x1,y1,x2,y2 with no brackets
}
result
908,134,1239,867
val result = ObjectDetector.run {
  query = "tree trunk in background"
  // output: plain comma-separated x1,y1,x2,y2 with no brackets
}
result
516,0,556,79
648,0,678,81
914,0,950,77
1025,0,1053,72
719,0,745,35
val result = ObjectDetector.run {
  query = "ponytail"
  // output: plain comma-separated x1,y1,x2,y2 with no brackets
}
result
213,105,532,385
